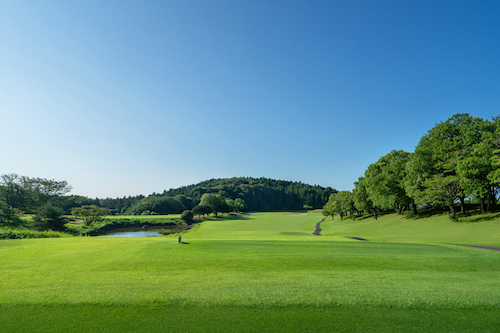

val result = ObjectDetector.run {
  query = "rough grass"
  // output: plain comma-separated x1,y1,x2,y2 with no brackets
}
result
1,211,500,332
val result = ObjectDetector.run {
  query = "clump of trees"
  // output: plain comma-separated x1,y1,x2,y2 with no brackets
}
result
71,205,110,226
326,113,500,220
322,191,355,220
0,174,72,231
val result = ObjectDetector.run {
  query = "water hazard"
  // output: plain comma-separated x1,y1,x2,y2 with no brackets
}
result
99,230,163,237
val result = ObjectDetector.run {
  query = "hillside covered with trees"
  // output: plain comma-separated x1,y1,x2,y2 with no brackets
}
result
100,177,336,215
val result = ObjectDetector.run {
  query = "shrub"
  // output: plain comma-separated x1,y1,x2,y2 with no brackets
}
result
180,210,194,225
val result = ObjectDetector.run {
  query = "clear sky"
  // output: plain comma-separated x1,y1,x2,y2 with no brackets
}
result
1,0,500,198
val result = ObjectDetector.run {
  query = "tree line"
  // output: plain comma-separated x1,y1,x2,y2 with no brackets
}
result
100,177,336,215
1,175,336,231
323,113,500,220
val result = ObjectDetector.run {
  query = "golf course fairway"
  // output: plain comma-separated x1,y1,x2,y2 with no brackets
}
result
1,212,499,332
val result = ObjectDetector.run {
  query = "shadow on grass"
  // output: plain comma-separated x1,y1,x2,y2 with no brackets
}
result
464,212,500,223
403,204,500,222
353,214,373,221
192,213,253,224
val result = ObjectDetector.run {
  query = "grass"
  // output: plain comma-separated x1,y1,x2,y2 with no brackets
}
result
1,211,499,332
320,210,500,246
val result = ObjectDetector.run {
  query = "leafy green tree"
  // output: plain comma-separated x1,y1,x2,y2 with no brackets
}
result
405,113,489,219
191,204,212,218
322,199,337,219
199,193,226,216
0,200,23,228
364,150,414,215
225,198,235,212
71,205,110,226
180,210,194,224
126,196,185,215
352,177,377,218
233,198,246,212
33,203,67,231
457,140,496,213
323,192,354,220
0,174,31,211
487,120,500,207
0,174,71,213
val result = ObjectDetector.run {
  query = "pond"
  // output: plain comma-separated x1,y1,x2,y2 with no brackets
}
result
99,230,163,237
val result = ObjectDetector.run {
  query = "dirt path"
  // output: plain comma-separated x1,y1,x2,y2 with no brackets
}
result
445,244,500,252
312,218,326,235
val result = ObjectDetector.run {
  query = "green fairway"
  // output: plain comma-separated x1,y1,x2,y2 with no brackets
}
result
1,212,499,332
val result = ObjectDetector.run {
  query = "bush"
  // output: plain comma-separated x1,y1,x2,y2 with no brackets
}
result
0,228,69,239
180,210,194,225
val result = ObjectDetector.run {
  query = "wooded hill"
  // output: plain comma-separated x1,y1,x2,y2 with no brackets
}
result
100,177,336,214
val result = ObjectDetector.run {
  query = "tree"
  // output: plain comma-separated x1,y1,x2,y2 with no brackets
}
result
405,113,490,219
323,192,354,220
199,193,225,216
457,140,496,213
0,200,23,228
0,174,71,213
180,210,194,224
233,198,246,212
126,196,185,215
225,198,235,212
33,203,67,231
72,205,110,226
322,199,337,219
352,177,376,218
191,204,212,218
0,174,31,211
364,150,414,215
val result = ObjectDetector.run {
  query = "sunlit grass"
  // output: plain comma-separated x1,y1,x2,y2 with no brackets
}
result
1,211,500,331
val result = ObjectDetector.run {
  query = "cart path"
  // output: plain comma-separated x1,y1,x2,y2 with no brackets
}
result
312,218,326,235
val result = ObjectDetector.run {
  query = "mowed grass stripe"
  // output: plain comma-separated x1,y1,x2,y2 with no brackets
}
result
2,305,500,333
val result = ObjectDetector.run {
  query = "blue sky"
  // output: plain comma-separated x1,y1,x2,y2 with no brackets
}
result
1,0,500,198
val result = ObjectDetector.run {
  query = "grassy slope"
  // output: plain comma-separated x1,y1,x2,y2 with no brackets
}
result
1,212,500,332
319,211,500,246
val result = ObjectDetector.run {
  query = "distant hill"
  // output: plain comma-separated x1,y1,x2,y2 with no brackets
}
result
100,177,336,214
162,177,336,211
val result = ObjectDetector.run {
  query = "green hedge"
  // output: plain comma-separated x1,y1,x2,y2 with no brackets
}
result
0,228,70,239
